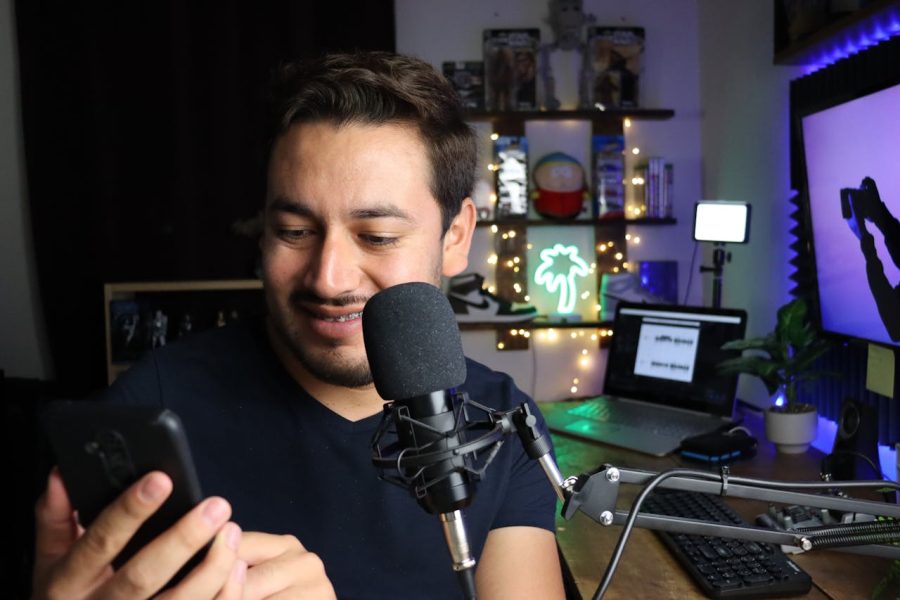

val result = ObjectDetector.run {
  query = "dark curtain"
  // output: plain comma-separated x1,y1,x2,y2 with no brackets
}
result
15,1,396,397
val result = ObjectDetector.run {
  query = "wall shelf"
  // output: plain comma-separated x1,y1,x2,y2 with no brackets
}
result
459,319,612,331
103,280,264,384
464,105,678,351
774,0,900,65
464,108,675,135
476,217,676,228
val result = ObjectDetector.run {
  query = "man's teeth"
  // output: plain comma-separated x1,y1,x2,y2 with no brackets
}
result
323,312,362,323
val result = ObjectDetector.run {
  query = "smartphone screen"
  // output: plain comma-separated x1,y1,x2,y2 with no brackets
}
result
42,401,206,583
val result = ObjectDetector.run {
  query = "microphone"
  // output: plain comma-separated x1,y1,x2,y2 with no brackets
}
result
361,284,900,600
362,282,478,598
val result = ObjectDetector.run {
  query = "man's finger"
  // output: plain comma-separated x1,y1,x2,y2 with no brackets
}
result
215,560,247,600
52,471,173,589
156,522,244,600
99,496,231,599
34,468,80,561
238,532,305,565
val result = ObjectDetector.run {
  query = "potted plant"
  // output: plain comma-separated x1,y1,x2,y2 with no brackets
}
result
717,298,832,453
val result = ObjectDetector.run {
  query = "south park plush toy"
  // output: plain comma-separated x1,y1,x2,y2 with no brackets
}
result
532,152,589,219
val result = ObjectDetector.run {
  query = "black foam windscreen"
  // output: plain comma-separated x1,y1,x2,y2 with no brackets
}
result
362,282,467,401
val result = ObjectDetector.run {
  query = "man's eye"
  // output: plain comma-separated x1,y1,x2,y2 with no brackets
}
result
278,228,313,242
361,234,398,247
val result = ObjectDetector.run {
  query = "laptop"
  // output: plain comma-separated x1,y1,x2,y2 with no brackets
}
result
545,302,748,456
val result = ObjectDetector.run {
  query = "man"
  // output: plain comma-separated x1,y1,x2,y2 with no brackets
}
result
32,52,564,599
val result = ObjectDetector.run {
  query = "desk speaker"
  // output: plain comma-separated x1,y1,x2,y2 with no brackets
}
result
826,399,880,481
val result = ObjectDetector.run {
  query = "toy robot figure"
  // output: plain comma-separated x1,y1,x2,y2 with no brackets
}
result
177,313,193,338
150,309,168,348
122,314,139,347
540,0,596,109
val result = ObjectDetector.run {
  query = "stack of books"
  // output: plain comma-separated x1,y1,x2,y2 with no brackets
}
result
633,157,672,218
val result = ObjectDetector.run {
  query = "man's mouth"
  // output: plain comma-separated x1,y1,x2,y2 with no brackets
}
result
319,311,363,323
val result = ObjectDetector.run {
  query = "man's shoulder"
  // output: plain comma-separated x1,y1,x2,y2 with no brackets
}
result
462,357,528,409
152,320,260,363
110,320,265,391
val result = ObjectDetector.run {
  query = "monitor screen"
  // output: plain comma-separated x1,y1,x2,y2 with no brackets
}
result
604,303,747,417
801,82,900,346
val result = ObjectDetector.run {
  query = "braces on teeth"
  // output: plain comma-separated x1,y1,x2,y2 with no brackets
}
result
328,312,362,322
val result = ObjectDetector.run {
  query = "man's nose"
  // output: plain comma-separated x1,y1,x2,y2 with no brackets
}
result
306,233,360,299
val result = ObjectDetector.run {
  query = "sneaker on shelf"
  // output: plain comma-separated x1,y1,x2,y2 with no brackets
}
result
447,273,538,323
601,272,666,304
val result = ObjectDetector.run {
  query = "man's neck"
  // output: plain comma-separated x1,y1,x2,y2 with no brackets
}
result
265,320,385,422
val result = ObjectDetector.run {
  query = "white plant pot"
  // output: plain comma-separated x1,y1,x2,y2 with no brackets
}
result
765,406,818,454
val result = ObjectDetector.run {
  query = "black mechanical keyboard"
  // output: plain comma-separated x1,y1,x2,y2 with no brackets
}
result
642,491,812,598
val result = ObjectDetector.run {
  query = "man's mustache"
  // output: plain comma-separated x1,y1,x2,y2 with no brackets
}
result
288,291,370,308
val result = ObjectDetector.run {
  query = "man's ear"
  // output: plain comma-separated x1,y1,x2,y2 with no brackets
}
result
442,198,477,277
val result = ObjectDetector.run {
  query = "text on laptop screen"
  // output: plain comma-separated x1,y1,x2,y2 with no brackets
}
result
605,305,747,416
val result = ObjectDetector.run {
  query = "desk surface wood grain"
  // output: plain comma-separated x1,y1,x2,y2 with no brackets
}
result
541,401,894,599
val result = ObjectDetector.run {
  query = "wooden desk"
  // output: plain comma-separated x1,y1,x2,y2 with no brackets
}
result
541,402,895,599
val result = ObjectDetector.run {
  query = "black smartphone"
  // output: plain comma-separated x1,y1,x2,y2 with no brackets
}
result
42,401,207,585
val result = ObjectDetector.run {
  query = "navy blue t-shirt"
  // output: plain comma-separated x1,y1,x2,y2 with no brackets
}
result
103,321,556,599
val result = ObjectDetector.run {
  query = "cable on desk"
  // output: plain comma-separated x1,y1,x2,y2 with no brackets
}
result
591,468,900,599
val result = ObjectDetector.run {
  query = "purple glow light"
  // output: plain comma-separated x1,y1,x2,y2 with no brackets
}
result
801,12,900,72
773,388,786,408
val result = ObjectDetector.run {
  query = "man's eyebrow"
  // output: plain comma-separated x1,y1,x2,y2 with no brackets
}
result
349,205,415,222
268,197,314,218
267,198,415,222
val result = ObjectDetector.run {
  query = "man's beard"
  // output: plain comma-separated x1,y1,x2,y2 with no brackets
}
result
286,332,373,389
272,291,374,389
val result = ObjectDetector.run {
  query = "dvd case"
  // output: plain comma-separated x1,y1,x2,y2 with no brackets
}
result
587,26,645,108
483,29,540,111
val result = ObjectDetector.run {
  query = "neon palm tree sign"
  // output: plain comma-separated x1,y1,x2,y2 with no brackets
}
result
534,243,590,314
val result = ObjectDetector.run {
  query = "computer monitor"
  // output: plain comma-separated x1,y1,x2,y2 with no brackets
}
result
800,81,900,347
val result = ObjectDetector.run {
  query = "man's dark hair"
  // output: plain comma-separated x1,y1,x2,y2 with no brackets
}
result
268,52,477,233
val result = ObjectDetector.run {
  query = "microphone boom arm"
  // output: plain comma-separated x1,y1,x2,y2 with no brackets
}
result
371,395,900,600
500,402,900,599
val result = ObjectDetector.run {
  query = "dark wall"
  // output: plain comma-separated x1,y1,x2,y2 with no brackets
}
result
15,1,395,396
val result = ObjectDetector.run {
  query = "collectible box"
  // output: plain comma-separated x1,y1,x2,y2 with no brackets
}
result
483,28,540,111
494,135,529,219
443,61,485,111
592,134,625,219
587,26,645,108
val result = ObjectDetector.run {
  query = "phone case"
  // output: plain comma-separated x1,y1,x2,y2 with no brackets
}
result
42,401,205,576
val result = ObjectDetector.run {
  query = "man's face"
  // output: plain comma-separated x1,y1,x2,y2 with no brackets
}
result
262,121,472,389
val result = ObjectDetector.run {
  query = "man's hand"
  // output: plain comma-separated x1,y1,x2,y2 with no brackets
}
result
239,532,337,599
33,468,246,600
845,192,868,241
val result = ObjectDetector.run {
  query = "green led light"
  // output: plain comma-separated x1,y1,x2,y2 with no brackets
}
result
534,243,590,314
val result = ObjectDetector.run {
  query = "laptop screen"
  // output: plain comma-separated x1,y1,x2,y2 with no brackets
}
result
604,303,748,417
